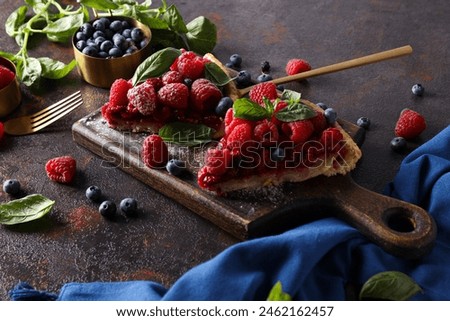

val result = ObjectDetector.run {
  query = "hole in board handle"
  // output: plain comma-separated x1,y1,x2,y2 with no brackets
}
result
382,207,416,233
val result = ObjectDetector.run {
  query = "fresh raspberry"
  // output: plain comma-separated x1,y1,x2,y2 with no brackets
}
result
127,82,157,115
190,78,223,112
285,58,311,76
177,51,205,79
310,111,328,134
225,117,253,136
141,134,169,168
204,147,232,176
145,77,163,90
226,123,253,156
249,82,278,105
320,127,344,151
0,122,4,141
45,156,77,184
162,70,184,84
281,120,314,145
197,166,222,190
0,65,15,89
224,107,235,126
109,78,132,107
157,83,189,110
101,102,124,125
253,119,279,146
394,108,426,139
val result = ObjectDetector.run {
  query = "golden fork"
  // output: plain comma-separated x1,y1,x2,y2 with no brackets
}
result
4,91,83,135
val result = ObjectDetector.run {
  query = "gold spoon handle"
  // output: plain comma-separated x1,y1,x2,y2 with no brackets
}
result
239,45,413,96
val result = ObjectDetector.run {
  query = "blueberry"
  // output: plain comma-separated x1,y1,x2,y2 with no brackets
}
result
270,148,285,162
120,197,138,216
99,200,116,218
98,17,110,28
390,137,407,152
261,60,271,73
122,28,132,39
412,83,424,96
140,39,148,49
76,40,87,51
183,78,193,88
109,20,123,33
229,54,242,68
126,46,138,55
94,36,106,46
113,34,127,50
225,62,234,69
100,40,114,52
316,102,329,110
324,108,337,124
356,117,371,129
257,73,273,83
109,47,123,58
235,70,252,87
215,97,233,117
79,23,94,37
98,51,109,58
75,31,87,41
92,19,106,31
121,20,130,29
3,179,20,195
276,85,285,92
82,45,98,57
93,30,105,39
131,28,144,42
86,185,102,202
166,159,186,176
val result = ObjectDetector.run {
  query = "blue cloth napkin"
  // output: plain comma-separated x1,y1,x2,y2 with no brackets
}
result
11,126,450,300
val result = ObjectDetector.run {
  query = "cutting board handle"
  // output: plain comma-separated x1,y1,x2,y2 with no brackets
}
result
332,175,436,259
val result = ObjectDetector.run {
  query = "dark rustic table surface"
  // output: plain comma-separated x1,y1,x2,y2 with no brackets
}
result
0,0,449,300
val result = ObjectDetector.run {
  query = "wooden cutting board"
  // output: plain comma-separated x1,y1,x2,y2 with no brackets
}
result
72,110,436,259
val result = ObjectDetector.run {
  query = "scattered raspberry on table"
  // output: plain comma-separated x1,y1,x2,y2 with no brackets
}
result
45,156,77,184
394,108,426,140
285,58,311,76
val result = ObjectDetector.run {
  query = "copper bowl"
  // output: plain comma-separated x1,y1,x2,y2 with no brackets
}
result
72,17,152,88
0,57,21,117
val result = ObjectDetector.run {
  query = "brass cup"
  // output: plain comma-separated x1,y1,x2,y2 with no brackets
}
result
0,57,22,118
72,17,152,89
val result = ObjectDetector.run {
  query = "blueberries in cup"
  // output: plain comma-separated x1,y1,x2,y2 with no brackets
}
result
75,17,148,58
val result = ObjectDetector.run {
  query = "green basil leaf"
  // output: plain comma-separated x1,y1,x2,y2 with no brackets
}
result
150,29,185,49
281,89,302,102
233,98,271,121
44,13,84,43
267,281,292,301
37,57,77,79
136,12,169,30
186,16,217,55
275,102,316,122
5,5,28,37
0,194,55,225
131,47,181,85
163,4,188,33
204,62,232,87
78,0,119,10
21,57,42,87
159,122,214,146
359,271,423,301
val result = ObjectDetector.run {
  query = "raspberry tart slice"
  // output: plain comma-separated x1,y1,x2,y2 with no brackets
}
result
101,48,234,134
197,86,362,194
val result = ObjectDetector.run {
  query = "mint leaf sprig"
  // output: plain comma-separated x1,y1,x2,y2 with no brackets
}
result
233,89,316,123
